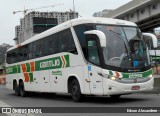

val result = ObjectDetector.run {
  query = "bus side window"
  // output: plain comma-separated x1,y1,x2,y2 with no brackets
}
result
32,42,37,59
57,29,77,54
49,34,58,55
35,39,44,58
58,30,69,53
44,34,58,56
17,47,23,62
6,51,12,64
11,49,18,63
68,29,77,54
23,45,29,60
28,43,33,59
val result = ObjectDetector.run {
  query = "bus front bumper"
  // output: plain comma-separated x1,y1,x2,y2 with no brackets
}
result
103,77,154,95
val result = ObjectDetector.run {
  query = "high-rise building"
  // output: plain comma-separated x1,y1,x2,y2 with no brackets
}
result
14,11,78,44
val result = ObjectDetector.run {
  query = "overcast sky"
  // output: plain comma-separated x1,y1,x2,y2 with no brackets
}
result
0,0,132,45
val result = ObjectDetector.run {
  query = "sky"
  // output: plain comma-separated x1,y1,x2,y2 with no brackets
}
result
0,0,132,45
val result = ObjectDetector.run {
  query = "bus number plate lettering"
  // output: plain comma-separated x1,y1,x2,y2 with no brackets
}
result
129,74,142,78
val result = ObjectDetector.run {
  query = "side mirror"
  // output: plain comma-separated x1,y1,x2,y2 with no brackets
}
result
143,33,157,48
84,30,106,47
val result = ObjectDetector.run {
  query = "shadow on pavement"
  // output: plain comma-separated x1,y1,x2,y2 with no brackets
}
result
8,92,150,105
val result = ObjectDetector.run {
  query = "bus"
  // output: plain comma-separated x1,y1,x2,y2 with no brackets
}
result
143,33,159,74
6,18,157,102
144,34,160,64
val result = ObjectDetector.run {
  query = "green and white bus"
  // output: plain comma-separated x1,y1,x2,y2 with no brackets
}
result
6,18,157,102
143,33,160,64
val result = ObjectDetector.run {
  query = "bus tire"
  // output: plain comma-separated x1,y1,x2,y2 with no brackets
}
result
19,81,27,97
13,81,20,96
71,79,83,102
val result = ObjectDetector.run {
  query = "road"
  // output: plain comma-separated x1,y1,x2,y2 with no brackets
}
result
0,84,160,116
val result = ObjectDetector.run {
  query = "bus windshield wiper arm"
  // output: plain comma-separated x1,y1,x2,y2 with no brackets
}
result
109,30,130,56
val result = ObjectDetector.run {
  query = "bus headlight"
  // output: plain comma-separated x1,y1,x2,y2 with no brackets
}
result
149,74,153,79
111,76,117,81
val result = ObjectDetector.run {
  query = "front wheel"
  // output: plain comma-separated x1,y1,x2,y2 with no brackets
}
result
71,79,83,102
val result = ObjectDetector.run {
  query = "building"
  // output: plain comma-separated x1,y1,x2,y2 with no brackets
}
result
14,11,78,44
93,9,113,17
14,25,21,45
104,0,160,32
0,43,12,73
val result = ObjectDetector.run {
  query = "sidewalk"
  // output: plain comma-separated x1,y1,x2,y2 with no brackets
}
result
152,74,160,94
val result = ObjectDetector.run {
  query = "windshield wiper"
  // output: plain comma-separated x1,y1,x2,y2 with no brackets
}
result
109,29,133,67
109,30,130,57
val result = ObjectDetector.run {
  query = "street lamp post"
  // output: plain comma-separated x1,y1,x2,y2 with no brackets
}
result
73,0,76,18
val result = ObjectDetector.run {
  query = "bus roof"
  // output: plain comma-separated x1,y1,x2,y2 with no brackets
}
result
8,17,137,52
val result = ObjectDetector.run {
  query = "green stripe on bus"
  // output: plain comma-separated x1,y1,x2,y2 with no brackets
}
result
121,69,152,78
109,71,113,75
122,73,129,78
17,65,21,73
6,65,20,74
29,73,33,82
142,69,153,77
35,55,70,71
26,63,30,72
6,55,70,75
64,55,70,67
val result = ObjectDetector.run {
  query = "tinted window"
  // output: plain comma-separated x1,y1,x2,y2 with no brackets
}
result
58,29,77,54
74,24,95,57
6,28,77,64
87,40,100,65
58,30,69,52
7,49,18,64
44,34,58,55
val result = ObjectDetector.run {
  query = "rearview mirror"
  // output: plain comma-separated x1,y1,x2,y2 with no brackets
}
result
84,30,106,47
143,33,157,48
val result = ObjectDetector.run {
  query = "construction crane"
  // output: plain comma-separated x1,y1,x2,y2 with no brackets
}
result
13,3,64,15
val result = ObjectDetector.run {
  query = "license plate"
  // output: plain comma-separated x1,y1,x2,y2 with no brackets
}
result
132,86,140,90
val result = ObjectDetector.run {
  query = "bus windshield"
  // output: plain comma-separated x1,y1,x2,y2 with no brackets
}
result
96,25,150,68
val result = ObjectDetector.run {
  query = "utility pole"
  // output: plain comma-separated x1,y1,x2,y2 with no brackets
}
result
73,0,75,12
73,0,76,18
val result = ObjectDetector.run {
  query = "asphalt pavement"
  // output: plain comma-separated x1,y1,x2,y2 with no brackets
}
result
0,76,160,116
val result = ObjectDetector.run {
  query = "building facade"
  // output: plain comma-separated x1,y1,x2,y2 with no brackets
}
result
93,9,113,17
104,0,160,32
14,11,78,44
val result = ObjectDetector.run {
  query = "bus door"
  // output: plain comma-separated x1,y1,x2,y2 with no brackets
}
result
86,37,104,95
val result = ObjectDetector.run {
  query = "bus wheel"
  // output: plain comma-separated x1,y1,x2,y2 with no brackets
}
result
110,95,121,99
14,82,20,96
19,81,27,97
71,79,83,102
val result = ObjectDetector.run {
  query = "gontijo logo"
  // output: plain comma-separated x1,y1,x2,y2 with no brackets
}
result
36,55,69,70
40,59,60,69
